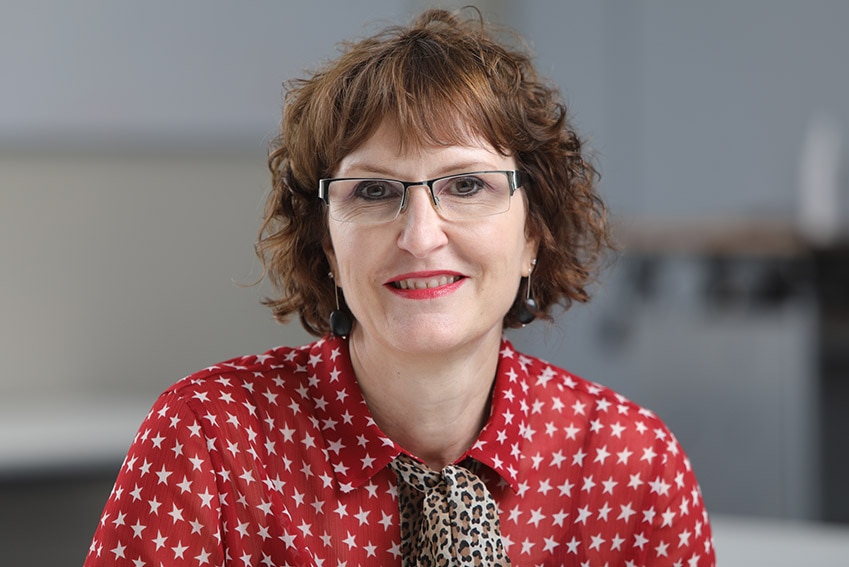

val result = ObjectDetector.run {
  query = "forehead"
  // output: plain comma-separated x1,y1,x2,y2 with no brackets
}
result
335,119,514,178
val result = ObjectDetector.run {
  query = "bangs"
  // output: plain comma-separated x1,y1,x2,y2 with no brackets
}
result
320,18,520,168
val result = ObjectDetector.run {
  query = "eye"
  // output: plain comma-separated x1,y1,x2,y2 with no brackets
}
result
444,176,486,197
353,180,401,201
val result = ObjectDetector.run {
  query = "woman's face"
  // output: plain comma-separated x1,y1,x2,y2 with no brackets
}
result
326,120,538,355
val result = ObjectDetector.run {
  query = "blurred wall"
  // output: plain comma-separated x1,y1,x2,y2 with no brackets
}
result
1,0,476,470
506,0,849,218
503,0,849,522
2,0,848,528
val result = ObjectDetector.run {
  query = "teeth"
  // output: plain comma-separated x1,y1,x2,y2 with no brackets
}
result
395,275,460,290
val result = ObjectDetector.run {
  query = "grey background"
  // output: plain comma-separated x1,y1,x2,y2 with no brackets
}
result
2,0,848,564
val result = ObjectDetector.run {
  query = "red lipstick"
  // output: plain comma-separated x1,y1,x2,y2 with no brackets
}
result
385,271,466,299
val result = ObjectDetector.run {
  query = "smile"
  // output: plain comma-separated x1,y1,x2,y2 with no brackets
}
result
391,275,462,290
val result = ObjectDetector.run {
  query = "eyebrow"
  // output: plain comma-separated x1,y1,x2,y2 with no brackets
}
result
341,161,500,180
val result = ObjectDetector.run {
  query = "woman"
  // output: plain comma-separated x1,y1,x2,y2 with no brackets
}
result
86,9,714,566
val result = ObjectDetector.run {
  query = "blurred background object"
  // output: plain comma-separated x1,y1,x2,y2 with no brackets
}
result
1,0,848,564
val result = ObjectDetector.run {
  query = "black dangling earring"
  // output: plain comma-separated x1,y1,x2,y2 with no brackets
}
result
516,259,538,326
328,272,353,338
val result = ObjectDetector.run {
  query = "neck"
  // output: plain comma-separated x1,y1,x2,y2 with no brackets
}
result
349,329,502,470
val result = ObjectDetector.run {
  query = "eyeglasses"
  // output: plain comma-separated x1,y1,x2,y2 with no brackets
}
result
318,170,529,224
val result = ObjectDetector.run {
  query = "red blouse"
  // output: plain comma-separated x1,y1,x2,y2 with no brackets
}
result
85,336,715,566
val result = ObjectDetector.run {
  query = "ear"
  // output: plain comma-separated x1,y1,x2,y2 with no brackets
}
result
323,237,339,280
521,195,541,277
521,236,540,277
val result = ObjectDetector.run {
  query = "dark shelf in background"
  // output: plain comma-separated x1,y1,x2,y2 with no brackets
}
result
0,466,119,566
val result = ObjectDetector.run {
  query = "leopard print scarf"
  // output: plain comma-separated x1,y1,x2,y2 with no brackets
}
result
389,454,512,566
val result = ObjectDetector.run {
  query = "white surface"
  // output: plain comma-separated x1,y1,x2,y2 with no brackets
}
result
712,515,849,567
0,397,151,474
3,399,848,567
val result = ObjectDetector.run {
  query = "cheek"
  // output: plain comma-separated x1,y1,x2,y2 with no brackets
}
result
481,216,532,264
326,224,350,279
328,222,358,255
328,224,380,285
464,231,528,293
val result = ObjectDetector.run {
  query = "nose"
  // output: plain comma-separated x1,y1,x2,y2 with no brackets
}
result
396,185,448,257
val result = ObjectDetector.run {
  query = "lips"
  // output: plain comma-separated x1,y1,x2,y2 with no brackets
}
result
391,275,462,290
385,271,466,299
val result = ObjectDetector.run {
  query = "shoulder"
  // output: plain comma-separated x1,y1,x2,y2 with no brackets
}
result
508,349,715,564
507,343,706,498
508,345,651,419
157,341,317,417
507,343,681,458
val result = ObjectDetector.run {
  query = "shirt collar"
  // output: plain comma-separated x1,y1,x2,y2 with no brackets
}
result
308,336,528,493
461,340,527,492
308,336,402,492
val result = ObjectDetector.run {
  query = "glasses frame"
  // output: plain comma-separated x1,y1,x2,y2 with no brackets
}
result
318,170,529,223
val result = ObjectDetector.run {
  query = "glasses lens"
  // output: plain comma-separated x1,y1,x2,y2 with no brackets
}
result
324,171,518,223
327,179,404,223
433,172,513,220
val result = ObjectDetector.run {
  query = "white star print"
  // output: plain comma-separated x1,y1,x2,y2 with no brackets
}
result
611,533,625,551
152,531,167,550
84,337,714,567
167,504,184,524
110,542,126,559
171,542,188,559
343,532,357,549
558,479,574,497
602,476,618,494
528,508,545,527
618,503,636,522
589,533,605,551
550,450,567,468
552,510,569,527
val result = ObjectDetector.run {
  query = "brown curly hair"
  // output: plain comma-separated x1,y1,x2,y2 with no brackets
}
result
257,8,611,336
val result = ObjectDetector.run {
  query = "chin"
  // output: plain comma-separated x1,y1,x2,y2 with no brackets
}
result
379,318,502,355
